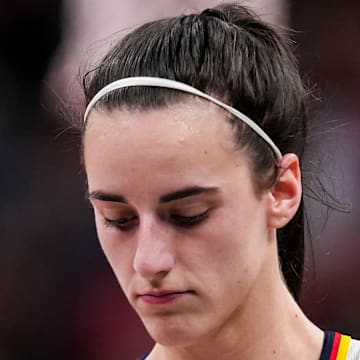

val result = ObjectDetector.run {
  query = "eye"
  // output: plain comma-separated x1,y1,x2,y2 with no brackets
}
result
104,215,138,231
170,209,210,227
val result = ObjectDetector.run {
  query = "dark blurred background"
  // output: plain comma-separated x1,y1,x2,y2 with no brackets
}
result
0,0,359,359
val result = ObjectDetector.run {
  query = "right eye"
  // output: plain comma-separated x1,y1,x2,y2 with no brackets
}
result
169,209,210,227
104,215,138,231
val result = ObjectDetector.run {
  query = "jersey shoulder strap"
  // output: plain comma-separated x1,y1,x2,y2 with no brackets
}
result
321,331,360,360
347,337,360,360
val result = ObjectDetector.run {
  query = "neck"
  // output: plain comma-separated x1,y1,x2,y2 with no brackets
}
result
148,246,323,360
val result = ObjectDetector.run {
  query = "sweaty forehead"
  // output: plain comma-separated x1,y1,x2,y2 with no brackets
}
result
83,99,245,192
85,99,236,154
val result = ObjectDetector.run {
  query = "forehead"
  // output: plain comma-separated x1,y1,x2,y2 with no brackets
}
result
83,99,248,192
86,97,232,137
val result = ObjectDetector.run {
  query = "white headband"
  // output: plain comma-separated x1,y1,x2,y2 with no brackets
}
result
84,76,282,160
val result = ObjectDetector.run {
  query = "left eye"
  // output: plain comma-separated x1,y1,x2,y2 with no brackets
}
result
104,216,138,231
170,209,209,227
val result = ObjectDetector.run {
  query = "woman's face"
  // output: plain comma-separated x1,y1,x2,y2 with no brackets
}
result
84,99,276,346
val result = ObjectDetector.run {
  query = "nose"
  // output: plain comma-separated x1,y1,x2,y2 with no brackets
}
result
133,216,175,280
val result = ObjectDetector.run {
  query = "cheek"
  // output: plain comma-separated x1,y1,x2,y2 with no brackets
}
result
190,207,268,283
94,214,135,288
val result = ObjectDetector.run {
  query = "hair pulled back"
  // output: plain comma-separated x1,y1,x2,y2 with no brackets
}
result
82,3,310,301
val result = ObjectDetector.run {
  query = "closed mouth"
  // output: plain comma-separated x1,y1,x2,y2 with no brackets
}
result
137,290,195,304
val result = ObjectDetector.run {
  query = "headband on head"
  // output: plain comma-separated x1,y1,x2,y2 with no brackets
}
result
84,76,282,160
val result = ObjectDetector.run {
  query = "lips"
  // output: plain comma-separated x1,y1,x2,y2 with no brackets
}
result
138,290,193,305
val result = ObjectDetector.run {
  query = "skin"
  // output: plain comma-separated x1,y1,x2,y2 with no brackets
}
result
84,98,324,360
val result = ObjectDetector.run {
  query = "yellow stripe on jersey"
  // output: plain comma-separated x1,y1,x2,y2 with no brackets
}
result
337,335,351,360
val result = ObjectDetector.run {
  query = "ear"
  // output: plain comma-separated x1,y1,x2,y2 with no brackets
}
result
266,153,302,229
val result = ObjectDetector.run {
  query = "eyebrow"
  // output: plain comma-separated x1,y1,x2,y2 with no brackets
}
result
88,186,219,204
159,186,219,203
88,190,128,203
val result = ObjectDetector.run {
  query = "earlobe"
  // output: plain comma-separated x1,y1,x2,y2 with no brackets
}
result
267,153,302,229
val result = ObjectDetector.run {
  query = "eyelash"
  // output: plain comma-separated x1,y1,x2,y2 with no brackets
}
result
103,210,209,231
104,216,138,231
169,209,210,227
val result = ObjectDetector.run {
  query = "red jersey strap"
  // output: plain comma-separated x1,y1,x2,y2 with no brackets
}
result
320,331,352,360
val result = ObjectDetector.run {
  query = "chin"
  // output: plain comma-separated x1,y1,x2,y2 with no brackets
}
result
141,315,202,347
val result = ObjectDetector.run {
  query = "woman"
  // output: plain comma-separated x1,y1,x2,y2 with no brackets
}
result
78,3,360,359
